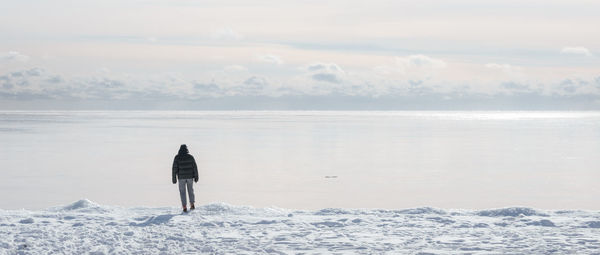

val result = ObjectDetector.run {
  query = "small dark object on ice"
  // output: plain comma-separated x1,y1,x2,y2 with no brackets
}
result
183,206,188,213
190,204,195,210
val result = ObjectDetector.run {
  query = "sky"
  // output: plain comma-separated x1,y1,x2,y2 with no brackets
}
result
1,0,599,110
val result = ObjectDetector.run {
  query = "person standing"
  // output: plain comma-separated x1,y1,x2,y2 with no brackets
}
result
172,144,199,212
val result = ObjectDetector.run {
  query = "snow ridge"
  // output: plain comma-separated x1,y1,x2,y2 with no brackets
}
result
1,200,599,254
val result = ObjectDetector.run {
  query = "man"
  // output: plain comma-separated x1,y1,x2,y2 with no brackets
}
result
172,144,199,212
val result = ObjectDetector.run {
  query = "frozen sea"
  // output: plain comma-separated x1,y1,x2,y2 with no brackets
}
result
0,111,599,211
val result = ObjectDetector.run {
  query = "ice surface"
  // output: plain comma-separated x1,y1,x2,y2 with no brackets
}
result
2,111,600,210
1,200,599,254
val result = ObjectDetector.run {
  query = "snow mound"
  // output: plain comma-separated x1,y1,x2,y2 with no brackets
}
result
196,202,239,215
50,199,109,213
129,214,175,226
585,221,600,228
526,219,556,227
314,208,352,215
398,207,447,215
476,207,548,217
62,199,99,210
18,218,34,224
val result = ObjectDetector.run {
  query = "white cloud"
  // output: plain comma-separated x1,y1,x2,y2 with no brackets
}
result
372,65,395,76
97,67,111,74
304,62,345,84
377,55,447,80
257,54,283,65
373,55,446,84
1,51,30,62
311,73,340,84
2,65,600,109
306,63,344,73
224,65,248,73
485,63,512,71
396,55,447,70
210,27,243,41
243,76,268,88
485,63,522,74
561,46,592,56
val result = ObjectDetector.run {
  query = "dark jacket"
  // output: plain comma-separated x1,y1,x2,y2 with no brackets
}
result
172,145,199,182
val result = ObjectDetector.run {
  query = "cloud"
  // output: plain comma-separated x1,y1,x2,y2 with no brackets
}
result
485,63,516,72
220,76,271,96
1,51,30,62
501,81,531,92
557,79,589,94
561,47,592,56
192,82,221,97
304,62,345,84
312,73,340,84
224,65,248,73
306,63,344,73
2,65,600,109
0,67,142,100
396,55,446,69
45,75,63,83
374,55,446,82
25,68,43,76
364,56,447,94
257,54,283,65
210,27,243,41
90,77,125,89
243,76,268,87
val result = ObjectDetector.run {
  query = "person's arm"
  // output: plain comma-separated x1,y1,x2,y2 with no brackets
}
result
172,156,178,184
193,156,199,182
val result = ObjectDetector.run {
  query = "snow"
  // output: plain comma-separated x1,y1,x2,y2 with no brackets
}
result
476,207,548,217
1,200,599,254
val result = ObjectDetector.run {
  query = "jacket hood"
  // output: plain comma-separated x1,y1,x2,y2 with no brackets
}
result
178,144,189,155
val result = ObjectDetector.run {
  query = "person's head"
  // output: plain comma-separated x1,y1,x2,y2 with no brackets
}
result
178,144,189,155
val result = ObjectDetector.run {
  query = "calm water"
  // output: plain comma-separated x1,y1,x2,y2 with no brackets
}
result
0,111,599,210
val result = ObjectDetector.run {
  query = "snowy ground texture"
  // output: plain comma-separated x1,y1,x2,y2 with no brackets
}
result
1,200,599,254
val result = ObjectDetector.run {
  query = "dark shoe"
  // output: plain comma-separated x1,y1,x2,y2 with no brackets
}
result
183,206,188,213
190,204,195,210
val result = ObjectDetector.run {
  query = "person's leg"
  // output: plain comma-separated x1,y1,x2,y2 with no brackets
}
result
178,179,187,207
186,178,195,206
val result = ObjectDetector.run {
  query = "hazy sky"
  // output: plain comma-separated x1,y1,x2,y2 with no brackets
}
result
1,0,599,109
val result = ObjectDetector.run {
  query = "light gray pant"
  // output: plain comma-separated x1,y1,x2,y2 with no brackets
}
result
178,178,195,207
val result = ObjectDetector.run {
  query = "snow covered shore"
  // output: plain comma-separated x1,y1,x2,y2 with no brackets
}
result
1,200,599,254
